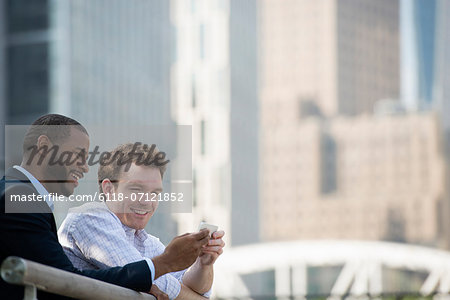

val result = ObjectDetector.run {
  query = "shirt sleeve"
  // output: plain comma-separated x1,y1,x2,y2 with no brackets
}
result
153,273,182,299
144,258,156,283
145,235,183,299
68,211,145,269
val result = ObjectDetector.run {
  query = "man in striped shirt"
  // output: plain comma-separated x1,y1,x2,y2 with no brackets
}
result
58,143,225,299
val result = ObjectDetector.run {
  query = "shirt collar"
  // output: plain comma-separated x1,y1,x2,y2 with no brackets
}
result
13,165,54,211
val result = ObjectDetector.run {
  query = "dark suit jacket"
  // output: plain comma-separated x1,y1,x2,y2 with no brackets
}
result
0,168,152,299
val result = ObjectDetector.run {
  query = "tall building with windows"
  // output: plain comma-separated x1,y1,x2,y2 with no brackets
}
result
52,0,172,126
0,0,52,177
170,0,232,244
1,0,176,239
401,0,450,132
257,0,450,246
1,0,51,125
260,0,399,120
261,113,449,247
171,0,260,248
1,0,172,137
229,0,259,246
434,0,450,130
401,0,437,111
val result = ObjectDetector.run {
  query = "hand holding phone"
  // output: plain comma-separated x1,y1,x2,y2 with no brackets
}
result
198,221,218,237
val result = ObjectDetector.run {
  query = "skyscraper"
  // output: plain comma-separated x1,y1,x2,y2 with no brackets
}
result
52,0,172,126
2,0,51,125
434,0,450,130
258,0,433,244
171,0,232,244
0,0,52,177
401,0,437,111
261,113,448,247
260,0,399,120
230,0,259,246
1,0,176,239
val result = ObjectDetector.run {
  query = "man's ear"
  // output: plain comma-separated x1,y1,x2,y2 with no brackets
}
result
102,179,115,194
37,135,52,149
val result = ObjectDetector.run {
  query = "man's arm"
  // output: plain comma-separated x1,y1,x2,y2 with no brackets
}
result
0,208,152,292
176,284,209,300
182,230,225,294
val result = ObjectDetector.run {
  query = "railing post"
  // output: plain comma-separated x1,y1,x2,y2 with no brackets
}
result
1,256,26,283
0,256,37,300
23,284,37,300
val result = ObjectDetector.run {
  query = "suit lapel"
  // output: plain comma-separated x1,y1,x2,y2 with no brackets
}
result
3,167,54,215
4,167,37,187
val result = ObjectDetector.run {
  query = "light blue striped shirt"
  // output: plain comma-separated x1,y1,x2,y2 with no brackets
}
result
58,202,211,299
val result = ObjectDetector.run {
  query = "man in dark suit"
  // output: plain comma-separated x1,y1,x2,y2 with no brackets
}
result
0,114,210,299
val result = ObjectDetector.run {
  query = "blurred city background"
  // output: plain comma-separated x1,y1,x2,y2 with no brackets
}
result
1,0,450,299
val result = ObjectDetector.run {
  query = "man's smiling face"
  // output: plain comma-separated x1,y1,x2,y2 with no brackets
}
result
43,127,90,196
107,163,162,230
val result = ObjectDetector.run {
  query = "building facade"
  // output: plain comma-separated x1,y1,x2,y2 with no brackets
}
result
261,113,448,247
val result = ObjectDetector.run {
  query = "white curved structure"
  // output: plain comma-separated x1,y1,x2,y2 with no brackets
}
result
213,240,450,298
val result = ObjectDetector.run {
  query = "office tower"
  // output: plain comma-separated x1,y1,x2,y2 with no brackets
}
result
260,0,399,119
230,0,259,246
434,0,450,249
434,0,450,130
1,0,172,134
1,0,176,239
1,0,51,125
401,0,450,132
52,0,172,126
258,0,450,247
261,112,448,247
171,0,232,244
0,0,52,177
55,0,175,239
401,0,437,111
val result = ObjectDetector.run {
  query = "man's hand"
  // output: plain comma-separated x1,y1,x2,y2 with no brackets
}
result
149,284,169,300
199,230,225,266
152,229,210,279
181,231,225,294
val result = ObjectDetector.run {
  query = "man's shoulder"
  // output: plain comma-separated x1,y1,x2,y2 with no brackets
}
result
144,231,161,243
68,201,110,214
1,176,48,214
1,168,37,200
2,181,36,196
1,177,36,196
61,201,120,233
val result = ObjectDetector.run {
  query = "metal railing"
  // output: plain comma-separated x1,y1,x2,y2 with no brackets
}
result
1,256,156,300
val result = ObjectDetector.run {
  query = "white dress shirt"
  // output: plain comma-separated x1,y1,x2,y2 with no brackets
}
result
13,165,54,211
58,202,211,299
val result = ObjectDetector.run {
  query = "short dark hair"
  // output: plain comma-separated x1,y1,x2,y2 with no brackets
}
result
22,114,88,154
98,143,168,193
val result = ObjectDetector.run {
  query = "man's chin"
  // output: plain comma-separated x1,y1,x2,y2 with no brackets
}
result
60,185,75,197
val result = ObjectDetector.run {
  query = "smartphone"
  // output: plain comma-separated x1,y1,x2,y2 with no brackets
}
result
198,221,218,237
